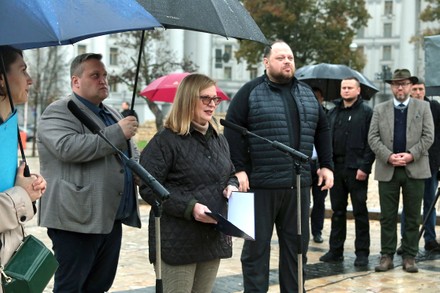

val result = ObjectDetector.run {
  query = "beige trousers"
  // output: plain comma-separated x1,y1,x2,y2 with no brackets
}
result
156,258,221,293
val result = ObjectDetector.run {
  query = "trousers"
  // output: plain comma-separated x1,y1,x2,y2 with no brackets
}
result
241,187,310,293
328,165,370,256
310,160,328,237
401,169,438,244
378,168,424,257
47,221,122,293
159,258,220,293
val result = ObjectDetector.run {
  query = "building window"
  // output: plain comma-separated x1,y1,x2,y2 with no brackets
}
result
109,79,118,92
383,23,392,38
224,67,232,80
215,49,222,68
77,45,87,55
383,45,392,61
384,0,393,16
109,48,118,66
249,67,258,80
223,45,232,63
356,27,365,38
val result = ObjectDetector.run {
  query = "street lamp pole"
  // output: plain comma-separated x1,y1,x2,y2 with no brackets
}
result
349,42,358,68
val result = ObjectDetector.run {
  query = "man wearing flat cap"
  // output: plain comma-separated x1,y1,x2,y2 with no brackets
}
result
368,69,434,273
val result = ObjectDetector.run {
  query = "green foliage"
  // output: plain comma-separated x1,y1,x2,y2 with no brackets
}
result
236,0,370,70
420,0,440,36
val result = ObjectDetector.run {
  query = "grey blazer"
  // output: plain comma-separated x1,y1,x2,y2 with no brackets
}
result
368,98,434,181
37,95,140,234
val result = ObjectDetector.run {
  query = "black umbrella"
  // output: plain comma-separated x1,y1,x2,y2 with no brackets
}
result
137,0,268,45
295,63,379,100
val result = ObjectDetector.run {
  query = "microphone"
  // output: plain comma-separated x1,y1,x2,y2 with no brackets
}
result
220,118,309,163
67,101,101,134
220,119,247,136
67,100,170,201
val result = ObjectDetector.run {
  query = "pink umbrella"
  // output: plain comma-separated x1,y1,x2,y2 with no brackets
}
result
140,72,230,103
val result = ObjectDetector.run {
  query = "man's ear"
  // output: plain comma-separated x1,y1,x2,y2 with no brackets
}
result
71,76,79,89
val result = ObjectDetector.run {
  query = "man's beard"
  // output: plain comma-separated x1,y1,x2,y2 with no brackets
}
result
395,93,409,101
270,70,294,84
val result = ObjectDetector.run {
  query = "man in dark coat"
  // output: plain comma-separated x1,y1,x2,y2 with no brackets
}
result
320,77,375,267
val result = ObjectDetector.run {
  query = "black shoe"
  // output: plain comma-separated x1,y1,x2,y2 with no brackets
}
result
425,240,440,252
319,251,344,263
396,245,403,255
354,255,369,267
313,234,324,243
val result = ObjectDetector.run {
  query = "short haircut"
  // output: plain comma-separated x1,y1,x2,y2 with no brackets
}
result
165,73,217,135
263,40,287,58
342,76,360,87
414,77,425,85
70,53,103,77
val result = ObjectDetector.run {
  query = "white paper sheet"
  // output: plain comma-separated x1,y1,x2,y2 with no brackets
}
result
228,191,255,240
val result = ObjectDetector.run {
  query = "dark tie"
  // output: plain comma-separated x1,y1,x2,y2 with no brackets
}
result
396,103,406,112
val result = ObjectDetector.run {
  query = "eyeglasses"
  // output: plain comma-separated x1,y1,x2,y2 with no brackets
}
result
199,95,222,105
391,82,412,88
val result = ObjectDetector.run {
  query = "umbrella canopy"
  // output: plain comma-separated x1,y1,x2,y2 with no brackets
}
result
0,0,161,50
140,72,230,103
137,0,268,45
295,63,379,100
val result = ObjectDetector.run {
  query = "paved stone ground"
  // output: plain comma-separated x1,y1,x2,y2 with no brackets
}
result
23,151,440,292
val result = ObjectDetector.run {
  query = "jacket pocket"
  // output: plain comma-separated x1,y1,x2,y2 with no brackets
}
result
58,179,93,224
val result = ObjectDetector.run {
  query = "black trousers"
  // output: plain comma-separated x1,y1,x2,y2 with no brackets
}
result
310,160,328,237
328,165,370,257
47,221,122,293
241,187,310,293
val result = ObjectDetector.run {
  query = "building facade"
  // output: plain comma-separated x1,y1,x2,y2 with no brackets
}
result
354,0,437,106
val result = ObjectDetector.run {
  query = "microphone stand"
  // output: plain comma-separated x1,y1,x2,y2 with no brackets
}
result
418,187,440,241
221,120,308,293
68,101,168,293
96,132,168,293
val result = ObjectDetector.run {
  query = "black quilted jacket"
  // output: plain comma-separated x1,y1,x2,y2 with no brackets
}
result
224,73,333,188
139,124,238,265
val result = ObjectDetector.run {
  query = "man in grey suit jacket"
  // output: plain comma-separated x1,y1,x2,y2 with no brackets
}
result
368,69,434,274
38,53,141,292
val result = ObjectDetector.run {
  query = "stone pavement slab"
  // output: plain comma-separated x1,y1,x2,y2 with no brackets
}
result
22,154,440,292
26,204,440,293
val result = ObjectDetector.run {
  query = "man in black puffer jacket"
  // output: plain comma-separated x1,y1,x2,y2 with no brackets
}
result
224,41,334,293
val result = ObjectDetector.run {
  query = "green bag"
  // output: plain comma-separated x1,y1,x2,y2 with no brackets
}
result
1,235,58,293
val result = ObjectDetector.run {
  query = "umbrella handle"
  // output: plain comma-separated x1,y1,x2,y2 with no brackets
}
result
17,126,30,177
130,30,145,111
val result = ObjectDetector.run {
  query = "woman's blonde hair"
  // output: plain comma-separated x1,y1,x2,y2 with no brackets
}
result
165,73,218,135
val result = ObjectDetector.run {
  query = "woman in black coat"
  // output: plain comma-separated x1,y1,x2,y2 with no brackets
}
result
139,73,238,293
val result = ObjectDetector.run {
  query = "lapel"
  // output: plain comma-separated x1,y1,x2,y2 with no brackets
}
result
384,100,395,135
406,98,414,134
71,94,107,130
